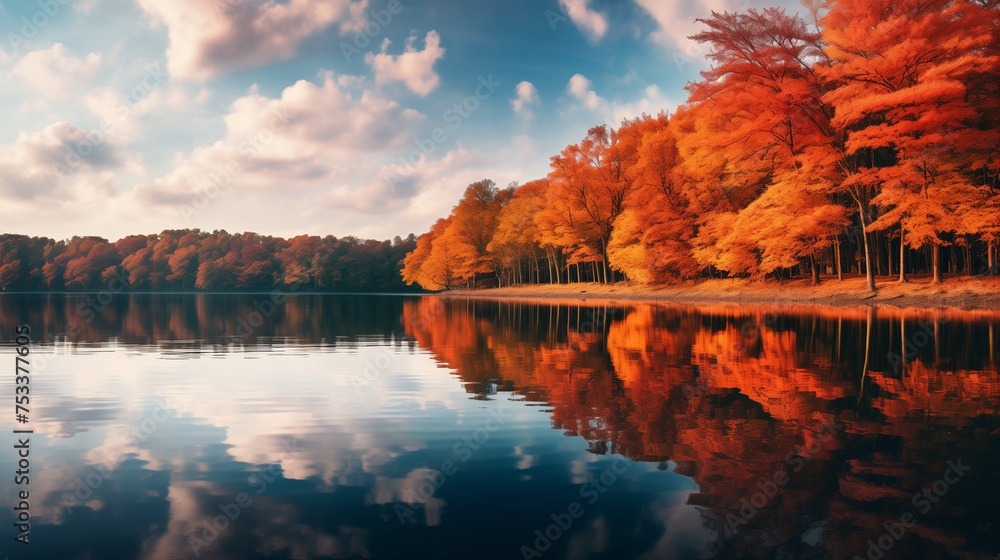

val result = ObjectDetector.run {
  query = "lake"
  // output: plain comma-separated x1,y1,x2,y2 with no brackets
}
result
1,294,998,560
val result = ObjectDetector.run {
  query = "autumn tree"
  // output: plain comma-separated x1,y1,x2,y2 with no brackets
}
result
822,0,999,284
0,235,50,290
62,237,120,290
402,217,467,290
546,122,644,282
402,180,513,289
489,181,547,285
686,8,848,283
279,235,321,287
610,111,702,281
449,179,513,280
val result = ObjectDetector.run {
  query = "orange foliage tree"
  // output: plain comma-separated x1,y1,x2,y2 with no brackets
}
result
686,8,848,283
402,0,1000,289
822,0,1000,284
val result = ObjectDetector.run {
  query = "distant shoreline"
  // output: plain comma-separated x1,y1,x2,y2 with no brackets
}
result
443,275,1000,312
0,291,427,296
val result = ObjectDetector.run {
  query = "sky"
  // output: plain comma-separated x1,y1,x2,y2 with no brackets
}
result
0,0,801,242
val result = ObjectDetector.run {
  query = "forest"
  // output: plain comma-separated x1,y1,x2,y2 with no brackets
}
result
0,230,421,292
402,0,1000,292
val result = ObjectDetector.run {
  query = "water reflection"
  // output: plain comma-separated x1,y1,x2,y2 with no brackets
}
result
0,294,997,560
403,298,1000,559
0,293,414,347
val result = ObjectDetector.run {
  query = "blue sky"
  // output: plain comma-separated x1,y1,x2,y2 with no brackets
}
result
0,0,800,241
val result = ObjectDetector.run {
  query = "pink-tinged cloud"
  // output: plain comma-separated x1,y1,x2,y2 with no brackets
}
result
320,147,498,214
134,73,423,206
12,44,102,99
559,0,609,42
632,0,805,58
511,81,540,121
137,0,370,81
0,122,141,201
567,74,608,112
366,31,445,96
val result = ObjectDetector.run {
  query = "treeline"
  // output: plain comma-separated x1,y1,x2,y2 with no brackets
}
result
0,230,421,292
402,0,1000,291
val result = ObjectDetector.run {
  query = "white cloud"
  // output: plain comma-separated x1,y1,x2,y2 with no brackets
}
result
134,72,423,207
565,76,676,125
80,84,209,143
74,0,98,14
366,31,445,96
511,81,540,121
12,44,102,99
136,0,369,81
321,146,498,214
566,74,608,112
18,99,50,115
559,0,609,42
510,134,539,156
633,0,730,56
610,84,674,123
0,121,143,202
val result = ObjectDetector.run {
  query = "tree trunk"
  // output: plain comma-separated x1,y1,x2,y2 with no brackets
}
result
835,237,843,281
810,253,820,285
876,231,884,277
990,239,996,276
898,223,907,283
932,242,942,283
857,202,877,292
553,249,562,284
888,232,895,277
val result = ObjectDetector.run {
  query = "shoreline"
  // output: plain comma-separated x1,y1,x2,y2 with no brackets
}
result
443,275,1000,312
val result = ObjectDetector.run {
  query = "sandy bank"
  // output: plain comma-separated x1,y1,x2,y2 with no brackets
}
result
443,275,1000,312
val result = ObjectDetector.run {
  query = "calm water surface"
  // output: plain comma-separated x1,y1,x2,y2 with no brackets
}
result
1,294,998,560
